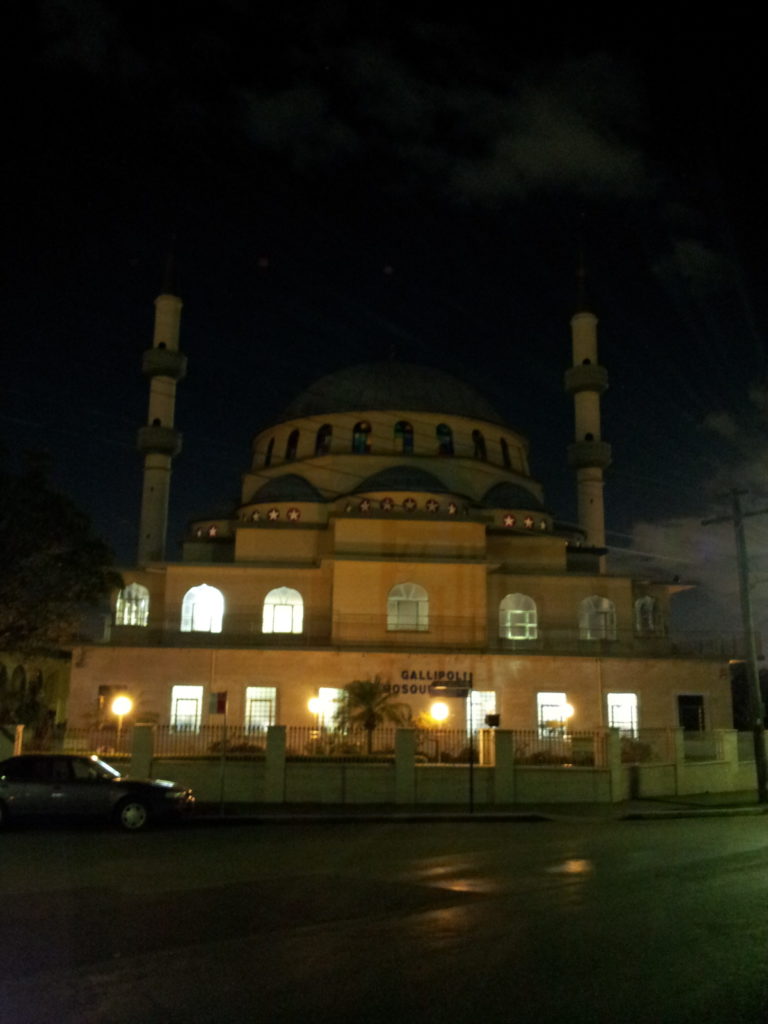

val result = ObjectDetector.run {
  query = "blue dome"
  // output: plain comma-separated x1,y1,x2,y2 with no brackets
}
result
251,474,325,503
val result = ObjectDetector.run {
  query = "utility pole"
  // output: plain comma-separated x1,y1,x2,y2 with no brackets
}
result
702,490,768,803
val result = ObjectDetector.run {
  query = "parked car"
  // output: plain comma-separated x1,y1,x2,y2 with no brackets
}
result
0,753,195,831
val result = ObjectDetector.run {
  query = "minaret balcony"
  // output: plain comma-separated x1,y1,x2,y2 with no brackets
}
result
137,425,182,456
142,348,188,380
564,364,609,395
567,439,612,470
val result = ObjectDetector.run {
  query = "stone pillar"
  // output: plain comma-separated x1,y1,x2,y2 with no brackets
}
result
492,730,516,805
264,725,286,803
0,725,23,759
717,729,739,787
395,729,416,805
130,724,155,778
606,728,624,802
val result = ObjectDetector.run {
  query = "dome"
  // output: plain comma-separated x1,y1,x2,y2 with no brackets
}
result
281,361,505,425
251,474,325,503
482,482,545,511
353,466,452,494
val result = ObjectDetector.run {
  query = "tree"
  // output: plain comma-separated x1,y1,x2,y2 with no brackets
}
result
0,452,121,656
334,677,412,754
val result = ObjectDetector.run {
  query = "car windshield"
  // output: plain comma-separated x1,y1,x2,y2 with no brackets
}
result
88,756,122,780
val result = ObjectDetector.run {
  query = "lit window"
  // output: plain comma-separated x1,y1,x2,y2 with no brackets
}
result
352,421,371,454
436,423,454,455
262,587,304,634
634,596,659,634
387,582,428,631
537,691,572,737
115,583,150,627
394,420,414,454
579,596,616,640
467,690,496,733
606,692,638,735
245,686,277,732
499,593,537,640
180,585,224,633
171,685,203,731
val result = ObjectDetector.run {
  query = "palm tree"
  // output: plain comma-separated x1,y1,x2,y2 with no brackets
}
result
334,677,411,754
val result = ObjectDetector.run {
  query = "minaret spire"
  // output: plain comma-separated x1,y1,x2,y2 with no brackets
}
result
136,262,186,564
564,265,611,572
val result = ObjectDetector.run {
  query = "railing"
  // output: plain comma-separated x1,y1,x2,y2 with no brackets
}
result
508,729,606,767
105,615,755,659
286,725,398,761
153,724,267,758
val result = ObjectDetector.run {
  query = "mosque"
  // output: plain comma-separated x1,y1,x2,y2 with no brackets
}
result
65,283,732,737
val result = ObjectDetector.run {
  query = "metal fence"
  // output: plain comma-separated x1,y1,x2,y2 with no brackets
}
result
286,725,399,761
507,729,606,767
22,725,134,757
153,724,268,758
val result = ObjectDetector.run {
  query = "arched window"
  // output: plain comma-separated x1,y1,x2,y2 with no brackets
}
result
472,429,487,460
315,423,332,456
11,665,26,696
436,423,454,455
264,438,274,468
387,582,428,631
634,596,659,634
499,593,538,640
352,421,372,454
579,596,616,640
394,420,414,454
500,437,511,469
285,429,299,461
262,587,304,634
181,584,224,634
115,582,150,627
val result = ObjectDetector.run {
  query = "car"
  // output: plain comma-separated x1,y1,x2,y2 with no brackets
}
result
0,753,195,831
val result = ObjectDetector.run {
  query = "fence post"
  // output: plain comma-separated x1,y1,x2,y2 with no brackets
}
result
130,724,155,778
717,729,739,788
395,729,416,805
0,725,23,759
264,725,286,803
492,730,515,805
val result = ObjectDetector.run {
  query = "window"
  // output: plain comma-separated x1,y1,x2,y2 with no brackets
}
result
245,686,277,732
315,424,332,456
115,582,150,627
264,438,274,467
436,423,454,455
678,694,705,732
606,692,638,735
181,585,224,633
285,429,299,461
394,420,414,454
500,437,511,469
467,690,496,733
262,587,304,634
171,685,203,731
634,596,659,634
387,582,428,631
499,593,538,640
537,692,572,737
472,429,487,460
579,596,616,640
352,421,371,453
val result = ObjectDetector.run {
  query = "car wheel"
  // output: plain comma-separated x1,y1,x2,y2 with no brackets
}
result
116,798,150,831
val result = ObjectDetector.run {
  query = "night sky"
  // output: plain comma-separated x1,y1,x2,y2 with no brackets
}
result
5,3,768,633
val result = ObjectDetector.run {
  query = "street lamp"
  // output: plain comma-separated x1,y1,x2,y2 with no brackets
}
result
429,701,449,763
111,694,133,747
308,696,322,752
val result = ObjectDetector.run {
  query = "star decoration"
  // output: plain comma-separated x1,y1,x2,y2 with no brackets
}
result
251,510,260,522
448,502,458,515
403,497,417,511
359,498,371,512
287,507,301,521
267,508,280,521
539,519,547,530
381,497,394,511
207,525,218,537
503,514,516,528
426,499,439,512
523,516,534,529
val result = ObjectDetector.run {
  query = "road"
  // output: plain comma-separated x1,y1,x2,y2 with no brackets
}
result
1,816,768,1023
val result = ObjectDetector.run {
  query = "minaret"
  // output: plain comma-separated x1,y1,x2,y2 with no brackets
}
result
564,282,612,572
136,271,186,564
